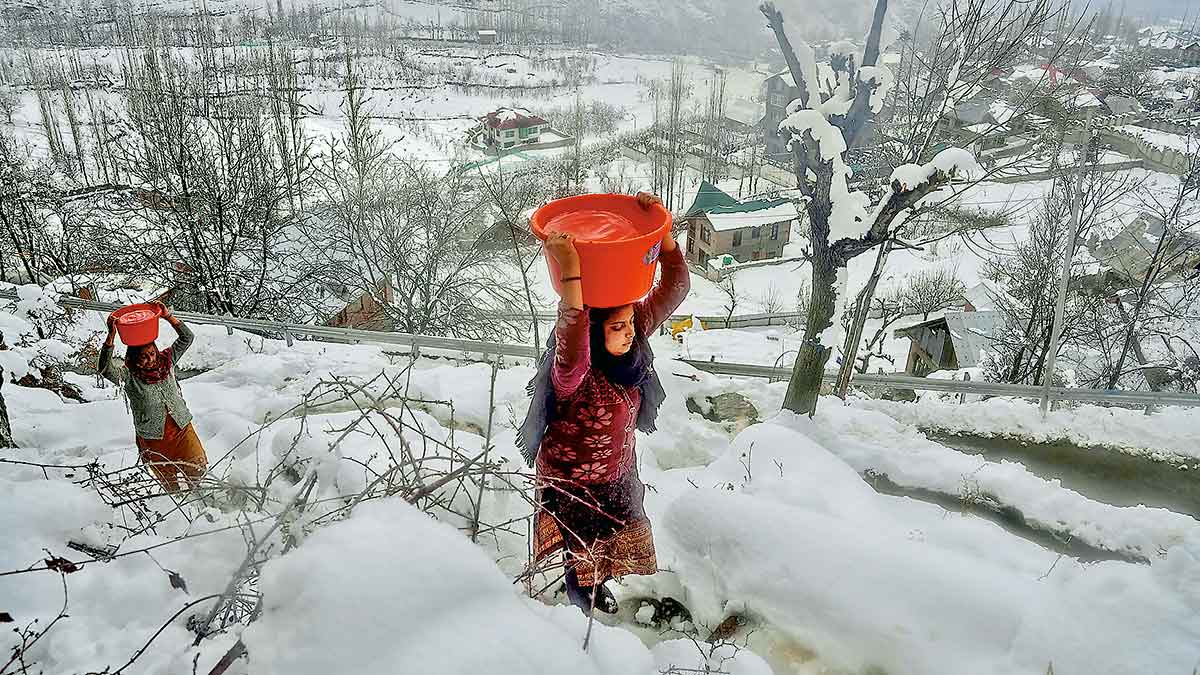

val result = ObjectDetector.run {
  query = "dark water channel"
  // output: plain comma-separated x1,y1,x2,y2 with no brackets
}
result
862,433,1200,563
926,432,1199,519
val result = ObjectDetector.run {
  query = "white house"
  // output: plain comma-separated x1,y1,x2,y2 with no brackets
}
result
481,108,550,150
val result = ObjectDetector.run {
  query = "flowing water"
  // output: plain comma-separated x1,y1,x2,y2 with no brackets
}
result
927,432,1199,518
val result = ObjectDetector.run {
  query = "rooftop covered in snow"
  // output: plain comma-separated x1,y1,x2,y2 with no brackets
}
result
685,181,799,232
481,107,547,130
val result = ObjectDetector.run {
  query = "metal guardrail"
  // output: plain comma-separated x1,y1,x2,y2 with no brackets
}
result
7,288,1200,408
484,310,807,329
681,359,1200,408
0,289,540,359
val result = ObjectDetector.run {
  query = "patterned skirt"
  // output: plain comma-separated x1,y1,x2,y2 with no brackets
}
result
534,464,657,587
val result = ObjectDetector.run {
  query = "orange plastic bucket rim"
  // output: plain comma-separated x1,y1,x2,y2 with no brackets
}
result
531,194,672,308
111,303,163,346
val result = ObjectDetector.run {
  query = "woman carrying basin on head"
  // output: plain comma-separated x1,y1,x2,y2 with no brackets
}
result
519,192,690,614
99,301,208,493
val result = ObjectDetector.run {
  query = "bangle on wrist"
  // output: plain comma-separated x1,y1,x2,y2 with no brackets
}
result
561,276,582,284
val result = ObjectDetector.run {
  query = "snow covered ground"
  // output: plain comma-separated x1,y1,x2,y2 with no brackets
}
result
3,291,1200,674
857,396,1200,464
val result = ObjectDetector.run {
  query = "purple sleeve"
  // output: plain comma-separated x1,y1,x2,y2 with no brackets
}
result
636,245,690,334
551,302,590,399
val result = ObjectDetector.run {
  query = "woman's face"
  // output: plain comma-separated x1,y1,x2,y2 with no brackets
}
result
602,305,636,356
136,343,160,370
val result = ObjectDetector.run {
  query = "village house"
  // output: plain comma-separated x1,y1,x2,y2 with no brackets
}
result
325,277,395,332
894,310,1001,376
723,98,764,133
477,29,497,45
683,182,797,267
1085,213,1200,289
480,108,551,151
761,70,800,164
1139,28,1200,66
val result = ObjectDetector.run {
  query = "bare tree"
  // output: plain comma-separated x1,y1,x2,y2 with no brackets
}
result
1105,147,1200,389
96,38,319,320
903,268,966,320
761,0,1084,413
755,283,788,314
308,65,528,341
719,275,739,325
1099,48,1155,100
0,86,17,125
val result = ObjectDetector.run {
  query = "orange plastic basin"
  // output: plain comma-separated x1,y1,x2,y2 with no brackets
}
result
530,194,671,308
111,303,163,346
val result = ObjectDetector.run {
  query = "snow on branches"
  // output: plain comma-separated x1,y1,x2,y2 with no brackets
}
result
889,148,982,192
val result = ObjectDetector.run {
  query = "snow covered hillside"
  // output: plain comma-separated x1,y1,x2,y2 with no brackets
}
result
3,290,1199,674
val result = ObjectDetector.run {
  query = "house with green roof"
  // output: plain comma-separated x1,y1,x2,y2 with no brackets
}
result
683,182,798,266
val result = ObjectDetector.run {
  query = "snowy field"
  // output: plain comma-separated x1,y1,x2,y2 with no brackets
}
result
3,289,1200,674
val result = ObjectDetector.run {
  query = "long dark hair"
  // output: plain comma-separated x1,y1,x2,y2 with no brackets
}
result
517,306,666,466
588,305,652,388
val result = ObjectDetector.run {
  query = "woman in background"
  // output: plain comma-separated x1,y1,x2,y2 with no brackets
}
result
100,302,207,492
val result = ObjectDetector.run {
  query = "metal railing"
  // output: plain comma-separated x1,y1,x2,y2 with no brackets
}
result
681,359,1200,408
0,289,540,359
7,288,1200,408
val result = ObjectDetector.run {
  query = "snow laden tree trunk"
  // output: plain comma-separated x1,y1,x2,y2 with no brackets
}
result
0,373,10,449
0,331,11,448
761,1,974,415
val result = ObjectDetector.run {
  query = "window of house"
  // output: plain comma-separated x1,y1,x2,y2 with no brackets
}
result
771,223,780,240
751,227,760,239
770,93,785,107
687,236,694,254
506,129,516,137
733,231,742,247
700,224,710,243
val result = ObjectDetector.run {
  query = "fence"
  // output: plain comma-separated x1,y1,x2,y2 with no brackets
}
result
482,309,809,330
680,359,1200,408
6,288,1200,409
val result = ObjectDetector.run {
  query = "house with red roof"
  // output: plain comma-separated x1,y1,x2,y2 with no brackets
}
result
480,108,551,150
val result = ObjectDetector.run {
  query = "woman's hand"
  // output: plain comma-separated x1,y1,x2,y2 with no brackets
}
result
636,192,662,210
636,192,677,251
544,231,580,270
154,301,180,324
105,313,118,341
544,231,583,308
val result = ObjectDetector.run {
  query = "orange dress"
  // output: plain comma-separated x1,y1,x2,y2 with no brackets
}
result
136,413,207,492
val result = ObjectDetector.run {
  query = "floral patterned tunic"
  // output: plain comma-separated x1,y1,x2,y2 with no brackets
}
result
532,245,689,586
536,244,689,485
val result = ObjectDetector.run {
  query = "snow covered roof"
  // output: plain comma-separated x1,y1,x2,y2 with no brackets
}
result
686,181,798,232
964,122,1008,136
724,98,763,127
767,68,797,89
478,29,497,36
897,310,1002,369
964,281,1003,312
1104,95,1143,116
707,202,799,232
989,101,1018,125
482,107,547,130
